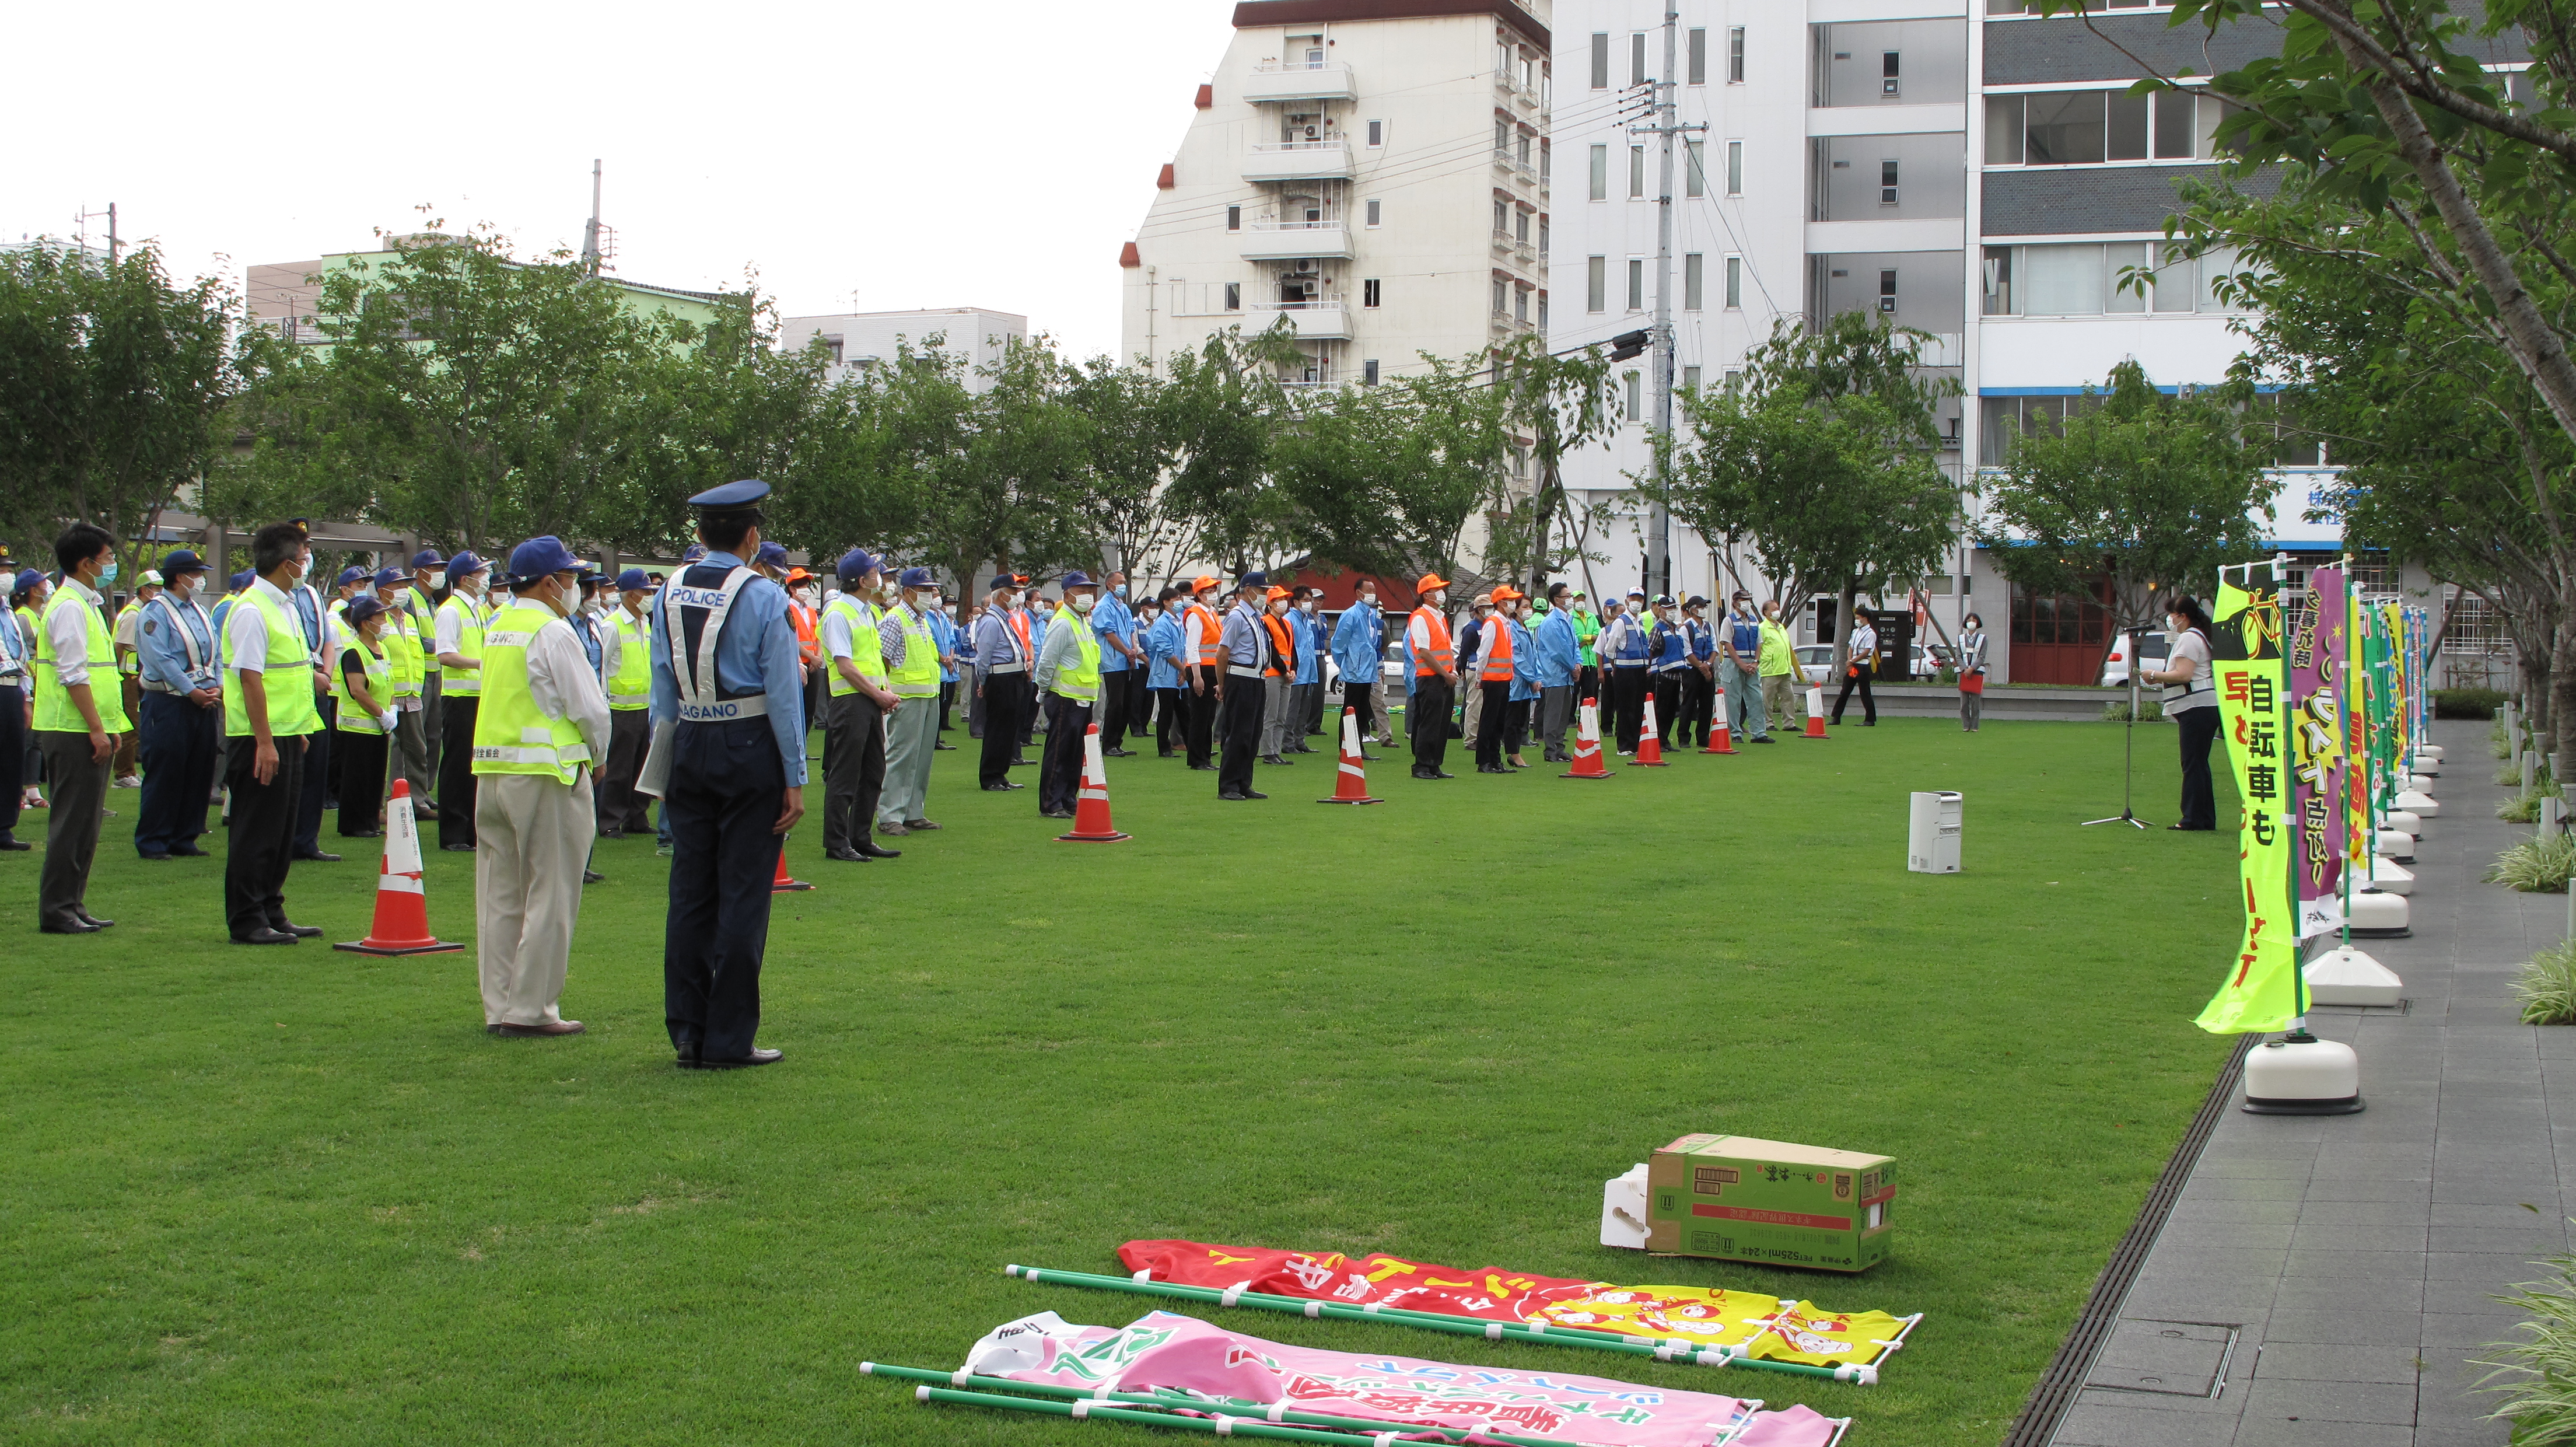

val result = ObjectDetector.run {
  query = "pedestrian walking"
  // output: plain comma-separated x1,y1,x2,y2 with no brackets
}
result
434,551,493,851
1091,571,1143,755
1831,611,1880,726
2146,594,2219,830
874,568,946,836
647,483,806,1067
1032,572,1104,818
971,575,1037,792
221,521,329,945
1405,574,1460,780
133,550,222,859
32,523,126,932
1957,613,1989,732
818,549,901,862
1216,574,1274,799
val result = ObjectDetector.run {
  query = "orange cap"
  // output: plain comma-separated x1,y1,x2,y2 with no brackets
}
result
1192,575,1221,593
1265,585,1291,600
1491,586,1522,603
1417,573,1450,592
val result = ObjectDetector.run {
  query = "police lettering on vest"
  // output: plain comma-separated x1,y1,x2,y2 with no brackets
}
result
662,569,774,722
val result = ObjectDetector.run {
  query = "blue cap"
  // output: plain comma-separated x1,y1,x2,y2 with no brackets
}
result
680,544,707,564
836,548,880,584
344,596,386,625
898,567,937,589
228,569,254,590
336,565,370,588
410,548,446,569
445,550,488,582
12,569,42,597
754,540,789,567
617,567,651,591
1060,570,1093,589
687,478,771,509
508,536,582,584
372,568,405,589
1238,571,1268,589
160,548,210,576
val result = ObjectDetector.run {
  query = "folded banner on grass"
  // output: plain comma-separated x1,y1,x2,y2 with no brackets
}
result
961,1309,1846,1447
1118,1239,1910,1369
2196,578,2301,1034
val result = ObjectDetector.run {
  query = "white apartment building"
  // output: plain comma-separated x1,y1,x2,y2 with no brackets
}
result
1548,0,2371,682
778,307,1027,391
1118,0,1556,392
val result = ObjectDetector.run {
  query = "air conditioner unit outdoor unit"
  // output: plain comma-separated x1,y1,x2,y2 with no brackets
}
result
1305,125,1321,139
1292,260,1319,274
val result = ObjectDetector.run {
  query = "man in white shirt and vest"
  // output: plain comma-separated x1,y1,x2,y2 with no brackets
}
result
472,536,611,1036
1030,571,1104,818
820,548,902,862
222,520,331,945
32,523,125,932
434,550,494,851
596,567,656,837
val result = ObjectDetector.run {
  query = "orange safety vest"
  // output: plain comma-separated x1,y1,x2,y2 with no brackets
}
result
1186,601,1223,667
1410,606,1454,677
789,599,821,666
1261,612,1295,677
1479,614,1516,682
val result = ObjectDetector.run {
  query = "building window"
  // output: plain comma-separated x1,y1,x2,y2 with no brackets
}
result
1683,365,1702,390
1495,118,1511,155
1688,28,1707,85
1493,278,1510,315
1515,208,1531,242
1367,119,1384,147
1227,205,1241,231
1590,145,1609,201
1538,292,1549,328
1224,282,1241,311
1495,200,1511,235
1982,241,2242,315
1726,255,1742,309
1363,278,1381,307
1726,141,1743,195
1728,27,1746,83
1539,141,1551,182
1686,141,1705,197
1515,286,1530,321
1684,253,1704,310
1626,369,1643,416
1363,358,1380,385
1880,160,1899,205
1628,257,1644,310
1365,198,1382,228
1538,216,1550,255
1591,32,1609,88
1630,145,1646,198
1632,32,1648,86
1986,89,2223,166
1878,269,1898,312
1587,256,1606,312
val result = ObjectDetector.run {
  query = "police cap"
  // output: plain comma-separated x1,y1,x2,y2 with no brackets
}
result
160,549,211,576
686,478,771,510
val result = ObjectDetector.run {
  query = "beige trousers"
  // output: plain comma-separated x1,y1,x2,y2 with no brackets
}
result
475,771,594,1027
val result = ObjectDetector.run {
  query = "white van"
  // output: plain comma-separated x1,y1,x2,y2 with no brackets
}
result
2101,631,2169,687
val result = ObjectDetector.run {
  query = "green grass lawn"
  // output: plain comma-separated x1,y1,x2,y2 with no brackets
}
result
6,714,2242,1445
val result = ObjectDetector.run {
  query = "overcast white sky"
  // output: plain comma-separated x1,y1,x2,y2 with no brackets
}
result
8,0,1231,364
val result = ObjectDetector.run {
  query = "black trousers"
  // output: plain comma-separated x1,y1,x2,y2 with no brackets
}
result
663,716,785,1061
295,697,334,852
439,695,480,848
1097,667,1132,747
1606,667,1648,754
337,726,388,834
598,708,653,834
1153,686,1183,754
1476,680,1512,768
37,730,108,928
821,691,886,852
2177,704,2221,829
1126,668,1152,745
135,691,218,855
1832,663,1877,724
1409,674,1453,774
223,733,305,938
1040,693,1090,813
1342,682,1374,746
1679,670,1714,745
1577,665,1600,706
0,683,23,843
1184,676,1219,767
979,672,1033,786
938,679,957,735
1217,676,1264,795
1651,672,1683,745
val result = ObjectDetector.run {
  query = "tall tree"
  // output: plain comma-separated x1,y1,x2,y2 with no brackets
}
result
1490,331,1622,593
1976,361,2277,676
0,241,262,569
1063,358,1198,583
1158,327,1297,576
1270,352,1512,586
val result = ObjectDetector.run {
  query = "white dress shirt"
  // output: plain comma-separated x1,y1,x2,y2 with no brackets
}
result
224,576,299,674
44,578,106,688
520,609,613,768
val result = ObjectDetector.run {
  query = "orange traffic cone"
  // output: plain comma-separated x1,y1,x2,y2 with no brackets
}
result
1803,683,1829,739
1058,722,1131,841
1630,696,1669,766
1320,707,1384,805
1703,700,1738,754
335,779,466,956
1562,697,1614,779
772,838,813,892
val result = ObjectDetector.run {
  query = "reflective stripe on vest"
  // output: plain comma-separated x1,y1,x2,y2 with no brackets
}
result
1409,607,1454,675
1261,612,1294,679
223,588,322,738
382,610,425,697
33,590,130,733
1188,602,1222,666
408,588,442,671
663,566,774,721
438,595,489,694
333,639,393,731
472,604,590,782
888,605,939,698
1054,613,1102,702
607,607,652,708
1480,615,1517,682
824,596,889,697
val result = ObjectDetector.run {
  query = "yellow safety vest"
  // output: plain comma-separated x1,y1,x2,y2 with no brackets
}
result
471,603,590,784
224,586,322,738
1052,611,1102,703
332,635,393,733
888,604,939,698
33,588,130,733
437,594,489,695
407,587,442,673
823,595,889,697
607,607,651,709
382,607,424,698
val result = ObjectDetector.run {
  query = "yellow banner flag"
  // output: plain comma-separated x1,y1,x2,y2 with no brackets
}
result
1532,1284,1915,1368
2197,580,2302,1033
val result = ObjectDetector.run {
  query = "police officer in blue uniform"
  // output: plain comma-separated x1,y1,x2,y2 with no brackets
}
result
645,480,806,1069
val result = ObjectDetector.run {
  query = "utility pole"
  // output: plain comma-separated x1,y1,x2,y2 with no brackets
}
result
74,203,120,264
1630,2,1699,600
580,160,604,274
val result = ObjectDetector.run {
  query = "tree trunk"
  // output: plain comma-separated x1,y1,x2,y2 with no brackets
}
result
2554,596,2576,788
1831,579,1859,677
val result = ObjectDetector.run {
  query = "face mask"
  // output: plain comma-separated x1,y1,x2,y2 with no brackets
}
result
97,560,120,586
1429,590,1446,607
1298,600,1315,613
1114,583,1128,597
1359,595,1376,608
1073,594,1097,614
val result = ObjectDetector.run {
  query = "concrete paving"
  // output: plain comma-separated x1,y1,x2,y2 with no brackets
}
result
2050,720,2574,1447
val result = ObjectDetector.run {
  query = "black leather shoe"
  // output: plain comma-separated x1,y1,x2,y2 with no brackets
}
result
1103,747,1133,757
1219,791,1249,801
858,843,902,859
293,850,342,862
1261,754,1292,766
1359,753,1382,762
1188,763,1217,772
825,847,869,862
41,918,100,935
1157,750,1178,758
982,782,1025,791
442,843,474,851
1478,764,1507,774
231,927,296,945
0,838,29,851
1041,808,1076,819
932,741,957,750
272,921,323,938
76,911,113,929
139,851,174,861
344,829,383,839
688,1047,783,1069
582,869,606,883
1009,757,1034,767
674,1040,701,1068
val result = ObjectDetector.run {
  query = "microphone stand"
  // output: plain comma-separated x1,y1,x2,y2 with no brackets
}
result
2084,642,2152,828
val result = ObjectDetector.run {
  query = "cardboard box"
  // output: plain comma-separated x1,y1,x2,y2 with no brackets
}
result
1645,1133,1895,1273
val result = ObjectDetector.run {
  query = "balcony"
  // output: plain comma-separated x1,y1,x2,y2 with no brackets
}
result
1247,60,1356,103
1245,139,1354,183
1240,220,1353,261
1245,296,1351,340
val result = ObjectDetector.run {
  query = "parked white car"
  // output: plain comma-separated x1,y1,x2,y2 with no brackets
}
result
2101,631,2169,687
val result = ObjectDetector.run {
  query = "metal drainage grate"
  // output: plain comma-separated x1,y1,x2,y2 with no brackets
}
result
2081,1319,2241,1399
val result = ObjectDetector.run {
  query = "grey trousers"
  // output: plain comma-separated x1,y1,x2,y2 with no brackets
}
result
1962,691,1983,730
475,771,592,1027
1260,675,1292,756
37,730,108,928
1287,681,1322,746
1539,684,1574,756
878,695,937,825
390,702,434,804
419,670,442,772
1724,663,1769,738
